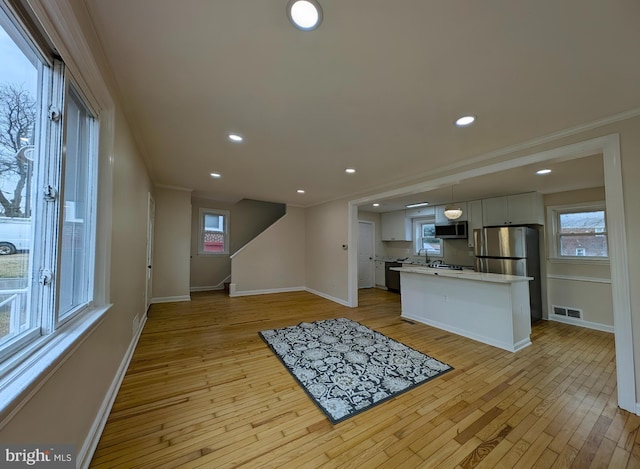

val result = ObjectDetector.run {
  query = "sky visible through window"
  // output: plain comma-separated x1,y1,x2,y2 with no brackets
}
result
0,26,37,94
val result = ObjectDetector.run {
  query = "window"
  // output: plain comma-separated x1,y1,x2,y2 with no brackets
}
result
0,3,99,371
199,208,229,254
548,203,608,260
58,86,97,322
413,218,442,258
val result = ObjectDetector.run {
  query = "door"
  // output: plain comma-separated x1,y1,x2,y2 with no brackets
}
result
358,221,375,288
145,193,155,311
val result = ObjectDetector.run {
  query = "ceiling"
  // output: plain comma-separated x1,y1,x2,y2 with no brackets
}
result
360,153,605,213
84,1,640,207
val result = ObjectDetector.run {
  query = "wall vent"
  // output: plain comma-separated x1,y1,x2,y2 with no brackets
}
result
552,305,583,319
553,305,567,316
566,308,582,319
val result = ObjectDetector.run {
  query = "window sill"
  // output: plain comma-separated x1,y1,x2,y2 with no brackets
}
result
548,257,610,266
0,304,111,430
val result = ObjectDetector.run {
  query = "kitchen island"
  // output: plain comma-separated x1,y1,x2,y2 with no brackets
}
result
392,266,533,352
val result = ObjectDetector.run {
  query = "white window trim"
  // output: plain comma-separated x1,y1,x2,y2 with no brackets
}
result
198,208,230,255
412,217,443,258
546,201,609,265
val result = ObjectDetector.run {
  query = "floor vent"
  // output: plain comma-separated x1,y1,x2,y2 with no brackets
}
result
552,305,583,319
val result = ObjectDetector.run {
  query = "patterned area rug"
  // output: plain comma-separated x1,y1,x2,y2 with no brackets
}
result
259,318,453,424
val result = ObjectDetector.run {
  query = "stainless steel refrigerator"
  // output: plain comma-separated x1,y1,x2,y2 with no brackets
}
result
473,226,542,322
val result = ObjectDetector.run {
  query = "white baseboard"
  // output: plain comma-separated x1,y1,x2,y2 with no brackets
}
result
150,295,191,304
227,285,351,308
78,313,148,468
189,285,224,292
549,314,614,333
229,285,305,297
304,288,351,307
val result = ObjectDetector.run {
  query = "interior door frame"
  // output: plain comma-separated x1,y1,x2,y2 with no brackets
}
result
145,192,155,311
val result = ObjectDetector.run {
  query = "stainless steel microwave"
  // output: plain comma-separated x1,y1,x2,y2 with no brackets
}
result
434,221,468,239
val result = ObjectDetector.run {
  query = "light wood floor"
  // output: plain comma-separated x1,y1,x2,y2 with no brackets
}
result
90,289,640,468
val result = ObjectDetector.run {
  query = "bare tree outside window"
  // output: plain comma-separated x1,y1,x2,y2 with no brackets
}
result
0,83,36,218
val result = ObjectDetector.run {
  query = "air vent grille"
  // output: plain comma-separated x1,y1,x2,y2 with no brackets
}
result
552,305,583,319
567,308,582,319
553,306,567,316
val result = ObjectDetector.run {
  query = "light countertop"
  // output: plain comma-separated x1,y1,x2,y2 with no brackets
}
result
390,266,533,284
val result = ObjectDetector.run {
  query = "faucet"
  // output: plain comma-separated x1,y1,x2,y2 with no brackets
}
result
417,248,429,265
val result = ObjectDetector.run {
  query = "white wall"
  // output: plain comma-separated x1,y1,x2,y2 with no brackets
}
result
230,206,305,294
306,200,350,304
152,187,192,302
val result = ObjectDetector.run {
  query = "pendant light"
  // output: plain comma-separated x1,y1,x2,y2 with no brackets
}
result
444,186,463,220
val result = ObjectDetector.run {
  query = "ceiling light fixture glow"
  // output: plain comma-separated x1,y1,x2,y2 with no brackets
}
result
455,115,476,127
210,172,221,178
536,169,552,175
228,133,243,142
373,203,380,207
345,168,356,174
297,189,306,194
287,0,323,31
406,202,429,208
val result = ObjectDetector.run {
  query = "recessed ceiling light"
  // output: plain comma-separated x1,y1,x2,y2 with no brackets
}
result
536,169,552,175
297,189,306,194
406,202,430,208
210,172,221,178
372,203,380,207
287,0,322,31
228,133,243,142
455,115,476,127
345,168,356,174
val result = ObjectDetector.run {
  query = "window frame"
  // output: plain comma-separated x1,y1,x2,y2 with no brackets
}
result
55,83,99,326
412,217,443,258
546,201,609,264
198,208,230,255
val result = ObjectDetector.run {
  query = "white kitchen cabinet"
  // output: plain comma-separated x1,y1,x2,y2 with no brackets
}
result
435,202,468,224
482,192,544,226
467,199,483,247
381,210,412,241
375,260,386,287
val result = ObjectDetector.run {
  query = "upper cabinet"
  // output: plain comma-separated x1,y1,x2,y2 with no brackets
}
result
435,202,468,224
466,200,483,247
482,192,544,226
381,210,412,241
